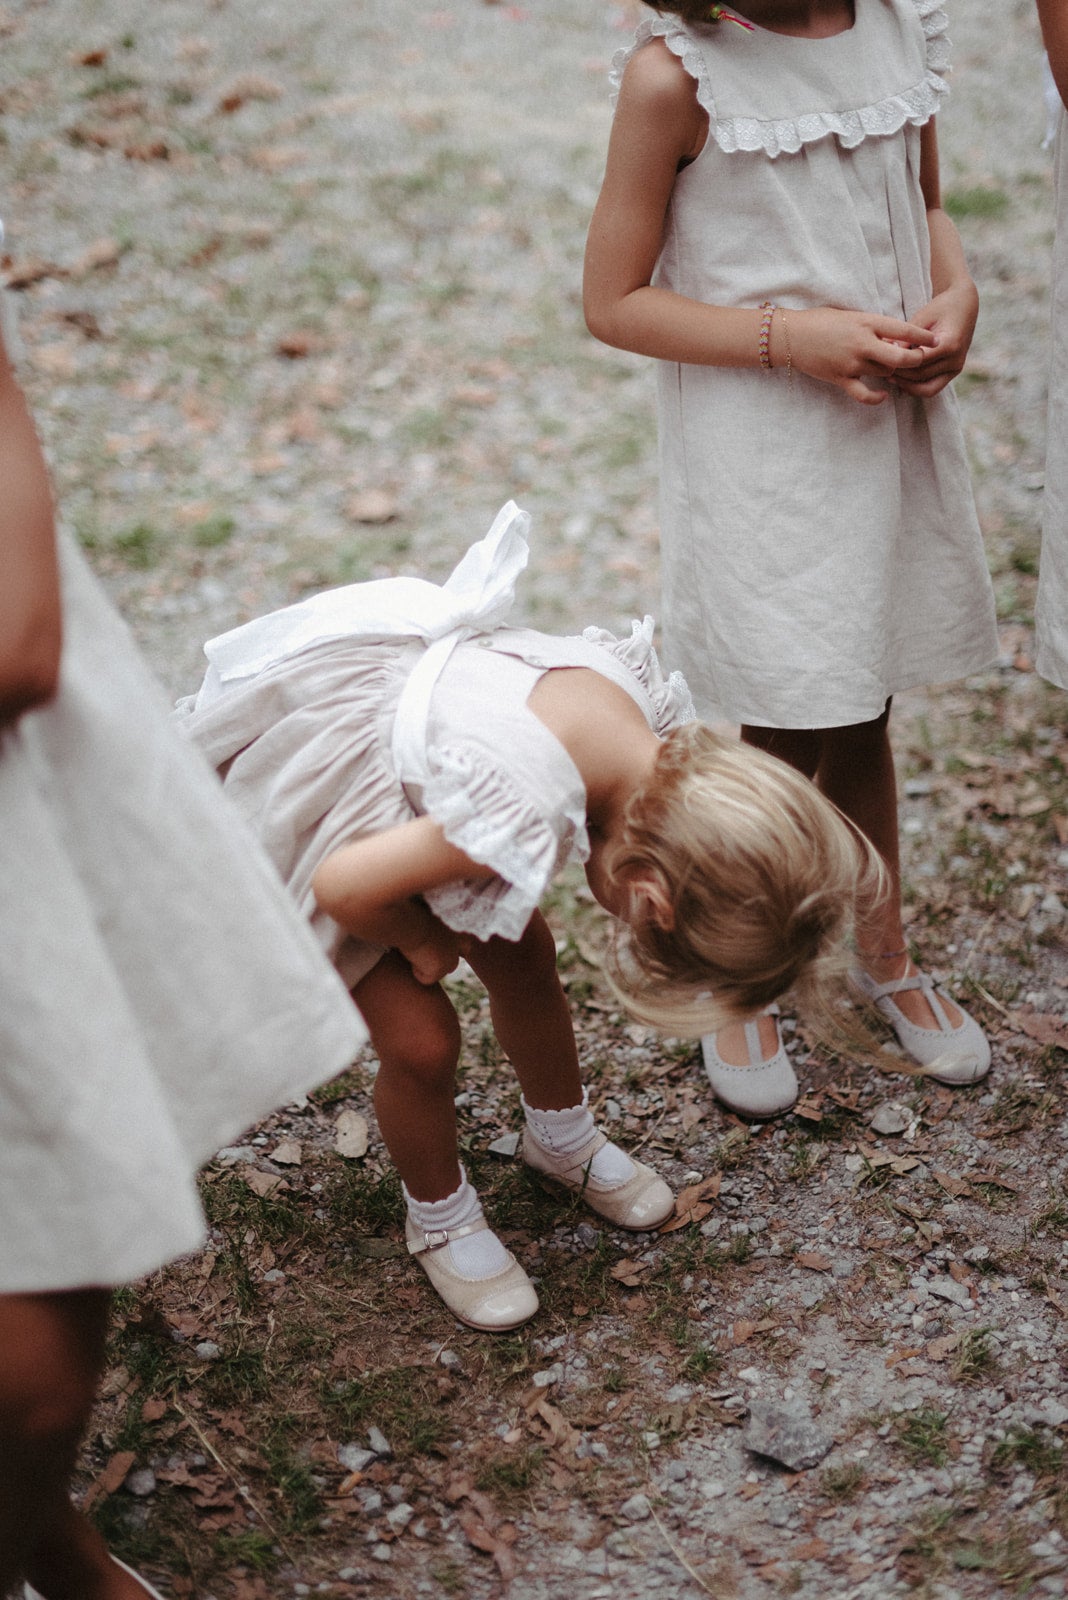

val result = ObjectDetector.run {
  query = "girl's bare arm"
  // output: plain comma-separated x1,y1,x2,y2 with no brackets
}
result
583,41,937,405
312,817,495,985
1038,0,1068,110
0,330,62,727
893,120,979,396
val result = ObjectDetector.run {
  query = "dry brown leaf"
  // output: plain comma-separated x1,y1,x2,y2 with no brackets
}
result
885,1346,924,1368
970,1168,1020,1192
1013,1011,1068,1051
141,1397,168,1423
269,1138,302,1166
792,1537,831,1561
346,488,398,524
83,1449,137,1511
732,1317,777,1345
926,1332,962,1361
242,1167,285,1198
795,1251,832,1273
659,1172,721,1233
931,1168,972,1197
609,1257,650,1287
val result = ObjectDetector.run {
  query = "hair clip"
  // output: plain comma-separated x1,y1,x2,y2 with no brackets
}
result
709,5,756,27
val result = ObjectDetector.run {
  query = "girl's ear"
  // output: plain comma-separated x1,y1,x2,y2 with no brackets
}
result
629,873,676,932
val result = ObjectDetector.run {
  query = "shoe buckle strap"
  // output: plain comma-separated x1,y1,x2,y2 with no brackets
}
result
408,1219,488,1257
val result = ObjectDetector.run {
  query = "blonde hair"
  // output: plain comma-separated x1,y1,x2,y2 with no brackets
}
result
604,725,885,1037
641,1,730,23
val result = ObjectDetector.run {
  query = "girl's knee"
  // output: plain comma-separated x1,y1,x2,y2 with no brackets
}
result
376,1007,461,1092
0,1294,105,1443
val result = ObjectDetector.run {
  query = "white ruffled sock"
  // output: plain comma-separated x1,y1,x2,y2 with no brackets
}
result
522,1089,635,1186
404,1169,511,1280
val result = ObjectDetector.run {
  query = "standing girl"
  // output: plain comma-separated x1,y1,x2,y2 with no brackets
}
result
1035,0,1068,690
584,0,999,1115
179,501,874,1330
0,297,361,1598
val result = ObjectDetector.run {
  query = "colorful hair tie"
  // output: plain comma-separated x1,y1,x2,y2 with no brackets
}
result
709,6,756,29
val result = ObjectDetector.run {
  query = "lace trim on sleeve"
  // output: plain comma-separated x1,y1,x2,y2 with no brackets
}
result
421,743,589,944
581,617,697,735
610,12,948,160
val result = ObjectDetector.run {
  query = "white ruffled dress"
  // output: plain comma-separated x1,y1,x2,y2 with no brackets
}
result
615,0,998,729
1036,98,1068,690
177,506,696,990
0,538,364,1294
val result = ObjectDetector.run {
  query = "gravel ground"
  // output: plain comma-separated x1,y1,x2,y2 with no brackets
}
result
3,2,1068,1598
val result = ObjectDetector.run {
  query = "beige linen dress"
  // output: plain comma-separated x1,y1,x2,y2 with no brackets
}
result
1036,101,1068,690
615,0,998,728
177,512,695,993
0,539,364,1293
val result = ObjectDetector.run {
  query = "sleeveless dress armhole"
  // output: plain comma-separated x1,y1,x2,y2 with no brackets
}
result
581,618,697,736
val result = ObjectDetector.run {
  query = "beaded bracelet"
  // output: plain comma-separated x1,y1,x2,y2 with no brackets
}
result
758,301,775,370
778,306,793,383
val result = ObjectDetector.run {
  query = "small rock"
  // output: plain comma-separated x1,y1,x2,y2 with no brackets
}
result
738,1366,762,1386
870,1101,911,1136
124,1467,157,1497
619,1492,652,1522
533,1364,563,1388
335,1109,369,1159
194,1340,221,1361
338,1444,376,1473
700,1479,727,1498
386,1502,414,1532
368,1425,392,1457
744,1399,835,1471
438,1349,462,1371
928,1276,972,1308
370,1542,393,1563
488,1131,520,1157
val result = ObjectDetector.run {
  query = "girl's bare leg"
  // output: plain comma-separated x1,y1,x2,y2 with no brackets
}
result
464,912,584,1110
0,1289,147,1600
353,950,464,1202
745,710,962,1030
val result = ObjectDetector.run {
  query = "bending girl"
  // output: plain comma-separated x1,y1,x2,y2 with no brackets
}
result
179,502,873,1333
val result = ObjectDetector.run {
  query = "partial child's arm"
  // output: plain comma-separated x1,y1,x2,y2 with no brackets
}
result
0,329,62,727
583,40,937,407
312,817,496,986
1038,0,1068,111
892,121,980,397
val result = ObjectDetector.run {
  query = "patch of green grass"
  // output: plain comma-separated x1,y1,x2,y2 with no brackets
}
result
320,1365,451,1456
943,185,1010,220
82,72,142,99
897,1406,952,1467
475,1445,546,1499
211,1529,278,1572
192,511,236,548
952,1327,998,1386
113,521,159,568
681,1343,723,1381
820,1461,868,1501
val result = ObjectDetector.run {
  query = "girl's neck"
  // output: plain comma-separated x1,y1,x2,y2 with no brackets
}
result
729,0,855,37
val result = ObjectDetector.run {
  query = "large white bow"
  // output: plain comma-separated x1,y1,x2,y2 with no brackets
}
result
196,500,530,703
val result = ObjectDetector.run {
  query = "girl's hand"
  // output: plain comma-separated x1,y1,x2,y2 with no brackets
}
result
787,307,938,405
891,280,980,398
400,921,462,986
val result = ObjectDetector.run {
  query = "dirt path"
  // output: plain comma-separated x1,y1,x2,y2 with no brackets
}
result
3,2,1067,1597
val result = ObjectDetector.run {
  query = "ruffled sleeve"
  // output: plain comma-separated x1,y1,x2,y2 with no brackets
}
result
420,742,589,943
581,617,697,736
610,3,949,160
